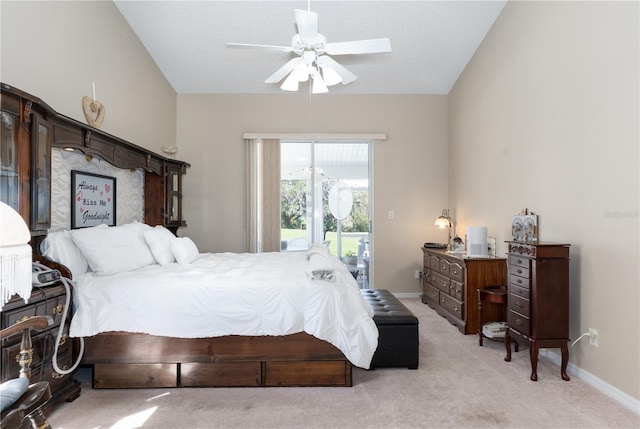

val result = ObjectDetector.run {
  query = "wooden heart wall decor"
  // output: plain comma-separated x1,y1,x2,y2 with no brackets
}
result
82,96,105,128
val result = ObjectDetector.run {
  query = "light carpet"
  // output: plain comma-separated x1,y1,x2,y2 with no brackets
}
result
48,298,639,428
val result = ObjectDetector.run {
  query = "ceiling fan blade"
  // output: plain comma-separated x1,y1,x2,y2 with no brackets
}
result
316,55,357,85
325,38,391,55
294,9,318,45
227,43,293,53
265,58,303,83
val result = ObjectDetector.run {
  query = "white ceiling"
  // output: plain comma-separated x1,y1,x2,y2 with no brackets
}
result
114,0,507,95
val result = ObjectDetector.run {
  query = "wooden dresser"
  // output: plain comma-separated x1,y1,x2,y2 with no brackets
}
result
421,248,506,335
504,241,571,381
1,284,81,415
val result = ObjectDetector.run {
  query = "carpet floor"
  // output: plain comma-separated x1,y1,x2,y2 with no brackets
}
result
48,297,639,428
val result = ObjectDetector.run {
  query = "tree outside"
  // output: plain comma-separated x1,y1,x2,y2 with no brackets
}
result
281,178,369,239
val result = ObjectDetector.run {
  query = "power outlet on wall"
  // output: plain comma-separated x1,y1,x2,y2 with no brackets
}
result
589,328,598,347
414,270,422,279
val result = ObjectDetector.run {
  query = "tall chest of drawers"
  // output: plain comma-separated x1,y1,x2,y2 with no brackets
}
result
1,285,81,416
421,248,506,335
504,241,571,381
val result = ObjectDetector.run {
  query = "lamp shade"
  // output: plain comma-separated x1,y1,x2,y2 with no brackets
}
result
434,217,450,228
0,201,32,307
434,209,451,228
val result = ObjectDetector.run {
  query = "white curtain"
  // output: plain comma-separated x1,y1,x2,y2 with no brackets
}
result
245,138,281,253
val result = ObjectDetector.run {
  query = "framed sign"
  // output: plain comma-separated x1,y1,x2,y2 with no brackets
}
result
71,170,116,229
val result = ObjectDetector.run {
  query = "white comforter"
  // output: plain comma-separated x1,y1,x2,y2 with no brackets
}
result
69,251,378,369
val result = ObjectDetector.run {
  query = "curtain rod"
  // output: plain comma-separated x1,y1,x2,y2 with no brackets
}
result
242,133,387,141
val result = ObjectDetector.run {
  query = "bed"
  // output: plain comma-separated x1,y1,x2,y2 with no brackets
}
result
38,222,378,388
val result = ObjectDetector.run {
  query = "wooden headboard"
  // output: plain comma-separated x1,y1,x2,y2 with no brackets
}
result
0,83,190,271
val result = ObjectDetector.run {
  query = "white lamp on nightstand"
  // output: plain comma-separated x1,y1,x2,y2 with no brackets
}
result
0,202,32,308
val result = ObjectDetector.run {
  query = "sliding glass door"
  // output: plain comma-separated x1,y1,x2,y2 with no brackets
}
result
280,140,373,288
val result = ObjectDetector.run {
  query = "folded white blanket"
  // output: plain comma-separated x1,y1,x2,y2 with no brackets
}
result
306,245,336,282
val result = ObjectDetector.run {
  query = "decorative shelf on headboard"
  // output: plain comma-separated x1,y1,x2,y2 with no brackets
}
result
0,82,190,236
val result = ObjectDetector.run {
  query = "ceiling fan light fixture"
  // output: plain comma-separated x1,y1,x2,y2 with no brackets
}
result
292,62,309,82
320,64,342,86
312,73,329,94
281,72,300,91
228,7,390,94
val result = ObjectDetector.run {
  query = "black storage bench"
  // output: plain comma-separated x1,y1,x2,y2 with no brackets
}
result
360,289,419,369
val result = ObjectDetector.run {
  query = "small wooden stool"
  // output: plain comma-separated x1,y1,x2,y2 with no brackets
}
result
477,285,509,346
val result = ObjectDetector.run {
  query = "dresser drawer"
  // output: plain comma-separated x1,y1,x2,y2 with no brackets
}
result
423,253,431,269
1,293,66,330
449,262,464,282
510,264,529,279
439,259,450,276
440,293,463,320
431,272,450,293
509,273,530,289
423,269,432,285
509,255,530,270
509,293,530,318
430,255,440,271
509,284,530,300
423,283,439,303
1,325,70,379
450,280,463,301
508,310,530,336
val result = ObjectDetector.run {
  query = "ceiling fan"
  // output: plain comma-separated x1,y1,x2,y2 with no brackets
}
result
227,8,391,94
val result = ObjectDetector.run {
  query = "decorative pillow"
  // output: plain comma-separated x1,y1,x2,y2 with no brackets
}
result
143,226,176,265
42,229,99,279
70,222,156,275
170,237,199,265
0,377,28,412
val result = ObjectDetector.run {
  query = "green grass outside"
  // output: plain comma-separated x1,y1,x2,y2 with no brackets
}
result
281,228,365,257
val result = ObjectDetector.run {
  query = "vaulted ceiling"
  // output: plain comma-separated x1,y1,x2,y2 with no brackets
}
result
114,1,507,95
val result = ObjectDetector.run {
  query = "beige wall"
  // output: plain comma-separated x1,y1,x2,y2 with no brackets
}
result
3,0,637,405
449,1,639,401
176,94,448,293
0,1,176,151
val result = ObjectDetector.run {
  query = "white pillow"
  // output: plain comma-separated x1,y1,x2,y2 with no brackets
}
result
42,229,95,279
0,377,28,412
143,226,176,265
70,222,156,275
171,237,199,265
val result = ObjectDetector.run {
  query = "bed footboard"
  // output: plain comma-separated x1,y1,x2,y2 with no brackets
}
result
82,332,353,388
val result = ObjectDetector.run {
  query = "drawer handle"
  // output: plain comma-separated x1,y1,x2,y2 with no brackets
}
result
517,269,523,274
456,288,461,294
515,319,523,326
59,334,68,346
52,367,68,379
517,259,523,264
453,306,458,312
515,302,523,308
441,298,445,303
19,315,30,322
517,279,522,284
453,269,458,275
52,304,64,316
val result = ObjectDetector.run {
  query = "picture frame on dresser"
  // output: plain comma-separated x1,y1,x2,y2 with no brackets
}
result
70,170,116,229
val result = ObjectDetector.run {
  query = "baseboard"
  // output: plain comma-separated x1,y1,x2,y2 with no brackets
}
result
539,349,640,415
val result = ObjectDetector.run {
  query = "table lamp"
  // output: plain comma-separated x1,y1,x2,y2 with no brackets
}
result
434,209,452,250
0,201,33,308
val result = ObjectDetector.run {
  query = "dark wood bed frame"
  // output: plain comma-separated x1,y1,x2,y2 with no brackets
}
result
82,332,352,388
6,84,354,389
